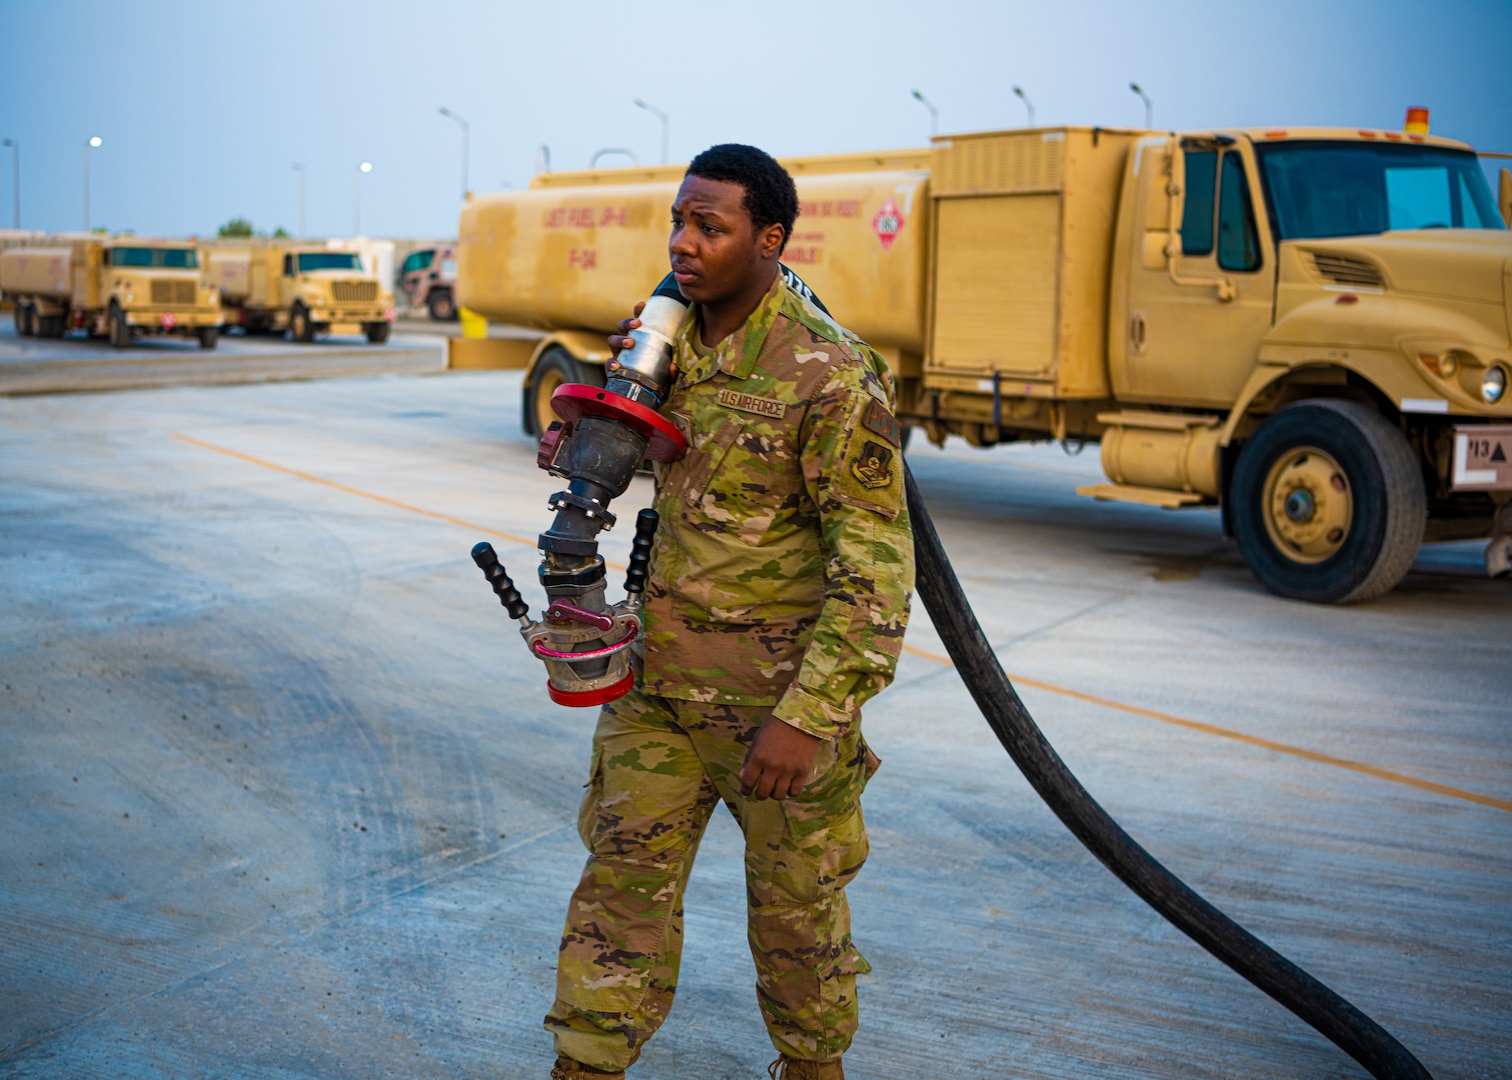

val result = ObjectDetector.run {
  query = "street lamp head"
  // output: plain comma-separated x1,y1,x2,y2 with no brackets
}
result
912,89,924,102
2,138,11,148
360,161,373,173
1130,81,1142,95
88,136,102,148
1012,86,1026,100
438,106,451,117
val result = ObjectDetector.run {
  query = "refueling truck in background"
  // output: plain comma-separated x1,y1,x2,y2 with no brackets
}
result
202,242,395,343
1,236,223,348
456,111,1512,603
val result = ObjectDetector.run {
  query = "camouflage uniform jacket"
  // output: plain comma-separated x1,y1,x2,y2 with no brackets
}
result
641,272,914,740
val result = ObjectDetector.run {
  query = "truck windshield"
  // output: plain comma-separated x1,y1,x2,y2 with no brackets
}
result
297,252,363,272
1255,141,1504,240
112,247,199,269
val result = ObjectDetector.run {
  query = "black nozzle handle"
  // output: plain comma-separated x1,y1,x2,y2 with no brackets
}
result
472,542,530,621
624,509,659,595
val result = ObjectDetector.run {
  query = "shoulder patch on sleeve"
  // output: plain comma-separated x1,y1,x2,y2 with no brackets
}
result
861,399,903,448
835,436,903,517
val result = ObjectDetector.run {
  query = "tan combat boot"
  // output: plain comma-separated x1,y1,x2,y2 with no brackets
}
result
551,1056,626,1080
767,1055,845,1079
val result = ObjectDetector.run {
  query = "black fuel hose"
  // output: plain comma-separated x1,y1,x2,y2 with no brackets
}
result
903,463,1432,1080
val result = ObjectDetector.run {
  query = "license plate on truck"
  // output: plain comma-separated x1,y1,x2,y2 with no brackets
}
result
1451,425,1512,490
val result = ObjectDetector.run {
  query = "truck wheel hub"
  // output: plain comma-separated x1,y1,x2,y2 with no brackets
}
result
1284,489,1315,523
1263,448,1352,564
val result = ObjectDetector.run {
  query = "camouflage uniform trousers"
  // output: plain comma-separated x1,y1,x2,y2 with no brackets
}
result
545,687,878,1071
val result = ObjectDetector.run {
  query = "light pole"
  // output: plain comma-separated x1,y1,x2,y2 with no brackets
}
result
438,106,470,200
353,161,372,236
1130,82,1153,129
1,138,16,229
910,89,938,138
1012,87,1035,128
538,144,552,175
291,162,306,239
633,98,669,164
82,135,102,232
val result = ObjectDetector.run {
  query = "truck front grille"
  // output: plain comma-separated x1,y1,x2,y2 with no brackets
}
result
151,279,198,305
332,280,378,302
1309,253,1385,289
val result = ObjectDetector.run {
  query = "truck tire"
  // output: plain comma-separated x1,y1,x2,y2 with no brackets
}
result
364,321,391,344
1231,400,1425,604
16,301,34,336
427,289,457,321
289,303,315,343
197,327,218,350
37,314,64,338
524,346,602,437
109,303,131,349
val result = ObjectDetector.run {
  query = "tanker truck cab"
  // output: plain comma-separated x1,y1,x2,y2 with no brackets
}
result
281,248,395,344
1104,125,1511,601
104,243,221,352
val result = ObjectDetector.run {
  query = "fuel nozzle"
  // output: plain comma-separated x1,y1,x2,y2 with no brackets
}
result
471,278,689,707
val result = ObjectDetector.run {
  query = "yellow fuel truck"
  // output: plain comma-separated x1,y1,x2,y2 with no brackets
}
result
203,242,395,344
457,119,1512,603
1,236,223,348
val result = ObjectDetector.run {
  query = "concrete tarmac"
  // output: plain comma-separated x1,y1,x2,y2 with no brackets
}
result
1,369,1508,1079
0,321,444,395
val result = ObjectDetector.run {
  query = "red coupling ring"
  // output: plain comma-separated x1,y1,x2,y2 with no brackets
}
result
551,383,687,462
547,668,636,708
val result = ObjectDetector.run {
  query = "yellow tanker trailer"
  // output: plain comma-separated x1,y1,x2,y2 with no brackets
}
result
457,120,1512,602
1,236,222,348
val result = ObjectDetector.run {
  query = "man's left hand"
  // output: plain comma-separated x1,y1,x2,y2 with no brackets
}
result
740,717,822,801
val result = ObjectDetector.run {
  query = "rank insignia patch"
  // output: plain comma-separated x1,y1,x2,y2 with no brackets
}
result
850,440,895,490
861,399,903,447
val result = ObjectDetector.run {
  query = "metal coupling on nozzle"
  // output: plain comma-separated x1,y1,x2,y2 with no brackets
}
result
472,506,660,706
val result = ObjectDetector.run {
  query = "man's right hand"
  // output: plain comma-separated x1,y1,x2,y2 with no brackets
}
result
606,301,645,358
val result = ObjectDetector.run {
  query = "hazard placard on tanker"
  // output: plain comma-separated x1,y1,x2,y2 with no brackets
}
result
1452,425,1512,490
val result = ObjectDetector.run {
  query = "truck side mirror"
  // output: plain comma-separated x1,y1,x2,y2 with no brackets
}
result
1141,137,1185,269
1500,168,1511,229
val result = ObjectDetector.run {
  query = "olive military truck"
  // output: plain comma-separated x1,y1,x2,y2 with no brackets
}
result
1,237,223,348
455,116,1512,603
203,242,395,344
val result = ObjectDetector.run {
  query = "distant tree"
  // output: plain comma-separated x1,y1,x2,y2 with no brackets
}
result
272,226,290,238
218,216,255,238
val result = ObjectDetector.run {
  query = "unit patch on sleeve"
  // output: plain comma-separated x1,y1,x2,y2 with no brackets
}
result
861,399,903,448
850,440,895,490
717,388,787,419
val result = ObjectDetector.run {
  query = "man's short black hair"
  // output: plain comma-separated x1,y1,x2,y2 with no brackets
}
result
686,144,799,253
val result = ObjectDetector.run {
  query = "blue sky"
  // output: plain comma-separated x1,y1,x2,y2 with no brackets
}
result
1,0,1508,239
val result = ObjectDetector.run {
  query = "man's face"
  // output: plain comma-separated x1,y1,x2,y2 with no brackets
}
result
668,174,781,306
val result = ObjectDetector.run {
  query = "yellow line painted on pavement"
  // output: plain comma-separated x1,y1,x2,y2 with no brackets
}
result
177,430,1503,815
901,642,1512,814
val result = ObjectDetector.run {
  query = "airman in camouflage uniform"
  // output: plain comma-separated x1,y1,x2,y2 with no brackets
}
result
545,227,914,1074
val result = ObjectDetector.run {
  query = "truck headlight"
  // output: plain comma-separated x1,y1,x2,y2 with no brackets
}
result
1484,364,1508,405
